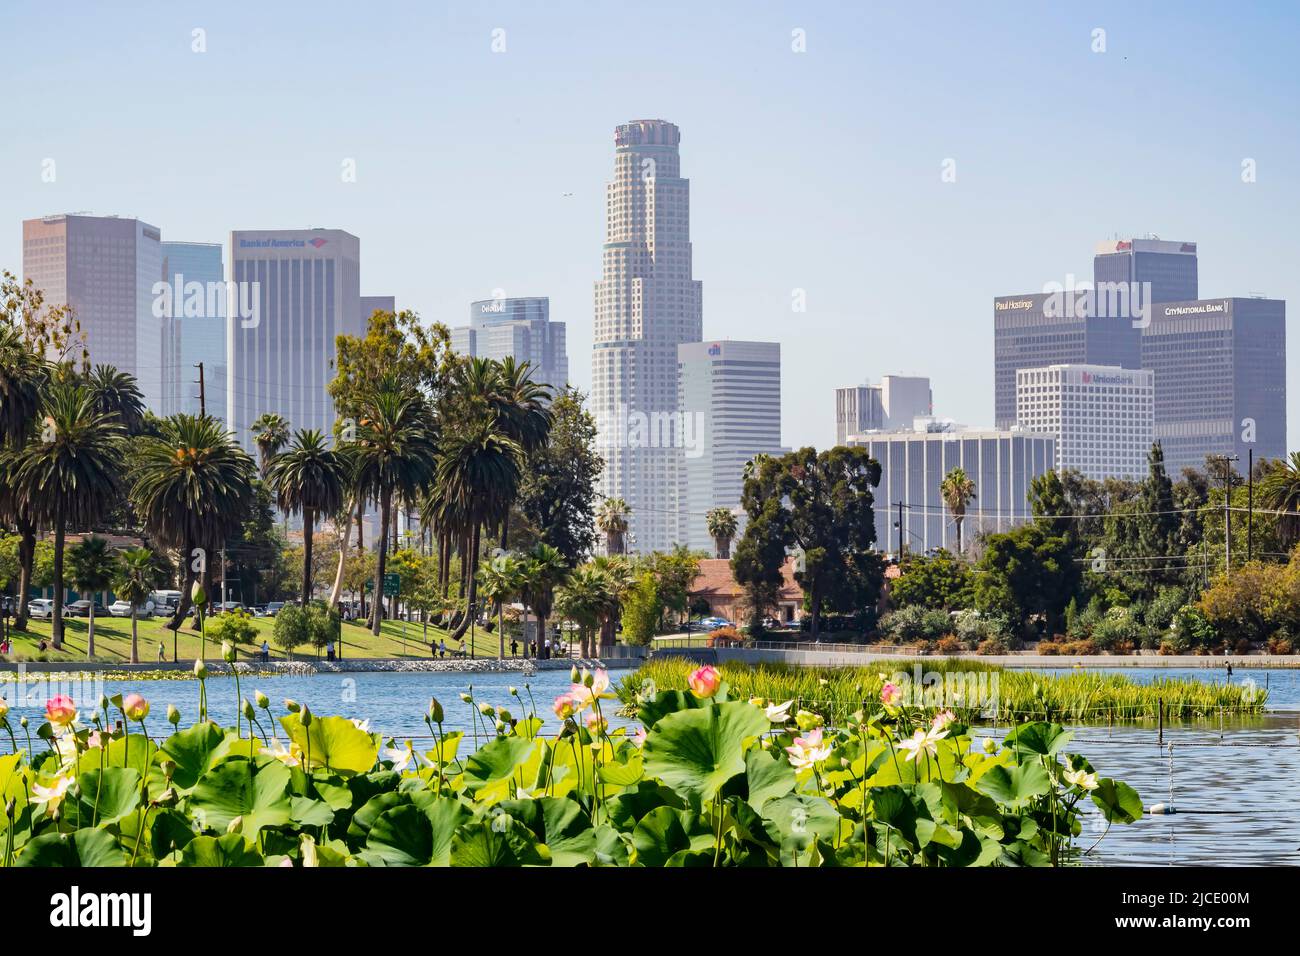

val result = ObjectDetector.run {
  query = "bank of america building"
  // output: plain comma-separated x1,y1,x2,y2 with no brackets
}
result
227,229,362,451
1142,297,1286,473
847,426,1055,555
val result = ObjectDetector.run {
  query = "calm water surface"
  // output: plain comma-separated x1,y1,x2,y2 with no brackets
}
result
3,665,1296,866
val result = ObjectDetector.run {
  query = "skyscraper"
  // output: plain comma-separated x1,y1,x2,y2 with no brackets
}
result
22,213,165,410
359,295,394,327
226,229,361,451
453,296,569,393
677,340,784,552
1015,364,1154,481
1141,297,1286,473
592,119,703,554
834,376,932,444
160,241,225,421
994,238,1197,428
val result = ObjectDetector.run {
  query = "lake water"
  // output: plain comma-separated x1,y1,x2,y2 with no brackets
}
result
3,664,1296,866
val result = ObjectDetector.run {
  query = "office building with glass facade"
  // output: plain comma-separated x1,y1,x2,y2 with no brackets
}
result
160,241,225,420
453,296,568,394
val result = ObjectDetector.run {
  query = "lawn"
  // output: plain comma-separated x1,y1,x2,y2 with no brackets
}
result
0,612,524,664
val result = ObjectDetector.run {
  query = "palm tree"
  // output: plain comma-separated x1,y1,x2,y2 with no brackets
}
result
1259,452,1300,547
130,414,256,649
268,429,347,606
705,507,739,559
0,322,48,630
555,565,609,659
477,552,522,659
250,412,291,476
113,547,155,664
9,382,124,646
521,543,569,658
68,536,116,658
435,417,523,642
591,554,634,650
352,386,439,636
85,364,146,435
596,498,631,555
940,467,978,554
490,357,553,548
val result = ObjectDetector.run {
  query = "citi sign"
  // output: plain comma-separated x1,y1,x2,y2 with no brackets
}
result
708,343,721,356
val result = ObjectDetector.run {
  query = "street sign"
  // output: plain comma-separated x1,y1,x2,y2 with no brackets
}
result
383,573,400,597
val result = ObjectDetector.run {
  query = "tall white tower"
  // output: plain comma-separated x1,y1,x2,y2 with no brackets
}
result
592,119,703,554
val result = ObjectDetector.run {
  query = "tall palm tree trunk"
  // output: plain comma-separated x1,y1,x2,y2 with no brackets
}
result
448,523,481,642
87,601,96,659
51,503,65,648
497,599,505,660
14,519,35,631
302,506,315,606
371,487,391,636
328,495,359,609
130,606,139,664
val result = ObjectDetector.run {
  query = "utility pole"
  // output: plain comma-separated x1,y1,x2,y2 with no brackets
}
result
896,501,905,562
220,548,228,607
1209,455,1239,576
1247,448,1254,562
196,362,206,417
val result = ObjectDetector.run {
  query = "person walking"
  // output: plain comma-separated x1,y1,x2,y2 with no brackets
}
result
326,640,335,662
439,639,447,658
261,639,270,663
157,641,165,662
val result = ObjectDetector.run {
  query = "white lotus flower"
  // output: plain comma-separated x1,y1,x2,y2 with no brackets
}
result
898,727,949,762
260,737,300,767
32,775,72,815
1064,768,1099,791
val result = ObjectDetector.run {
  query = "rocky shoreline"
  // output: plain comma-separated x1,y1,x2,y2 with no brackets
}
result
0,657,634,679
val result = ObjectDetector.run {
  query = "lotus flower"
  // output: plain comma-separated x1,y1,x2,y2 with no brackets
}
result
569,668,615,706
382,741,428,773
585,712,608,736
44,695,77,727
785,727,833,771
632,726,647,748
687,665,721,699
553,693,579,720
260,737,301,767
898,726,949,762
931,709,955,732
880,682,903,708
0,697,8,719
123,693,149,722
32,775,71,815
1064,768,1099,791
763,699,794,724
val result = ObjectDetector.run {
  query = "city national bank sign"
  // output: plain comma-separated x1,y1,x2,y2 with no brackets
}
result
238,237,329,250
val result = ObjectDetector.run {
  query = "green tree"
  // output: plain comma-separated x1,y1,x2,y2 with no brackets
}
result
267,429,347,606
84,364,146,435
705,507,739,559
272,603,310,659
112,547,157,664
477,552,523,659
890,550,973,610
596,498,630,556
515,388,600,564
555,565,610,658
620,570,661,645
249,413,291,477
1259,452,1300,548
939,467,977,554
9,382,124,646
974,523,1080,636
519,542,570,655
67,535,116,658
129,414,257,644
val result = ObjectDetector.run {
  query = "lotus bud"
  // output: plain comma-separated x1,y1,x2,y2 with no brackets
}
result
982,737,998,754
478,702,495,717
191,580,207,607
508,686,518,697
255,690,270,710
193,659,208,680
100,694,110,712
582,668,594,688
167,704,181,726
570,666,580,683
497,708,512,723
428,697,444,724
122,693,149,722
494,720,506,735
160,758,176,779
222,641,236,663
154,788,178,808
284,699,301,713
459,693,472,704
19,717,28,729
4,797,14,818
241,699,255,721
0,698,8,720
226,815,243,834
300,704,312,727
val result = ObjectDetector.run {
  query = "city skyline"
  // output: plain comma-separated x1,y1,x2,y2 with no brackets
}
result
3,1,1298,455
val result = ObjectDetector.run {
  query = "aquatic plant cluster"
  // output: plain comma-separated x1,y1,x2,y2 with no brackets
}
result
622,660,1267,726
0,660,1143,867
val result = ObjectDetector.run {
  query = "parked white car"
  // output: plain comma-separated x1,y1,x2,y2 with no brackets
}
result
109,600,153,618
27,599,68,620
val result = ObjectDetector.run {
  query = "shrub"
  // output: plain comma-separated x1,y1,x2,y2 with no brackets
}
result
305,601,340,650
976,636,1009,655
707,626,742,648
1233,638,1253,655
1266,632,1295,654
881,606,950,644
272,604,309,659
935,635,963,655
208,608,258,649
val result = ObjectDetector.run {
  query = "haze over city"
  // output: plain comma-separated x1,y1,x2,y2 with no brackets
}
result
3,0,1297,450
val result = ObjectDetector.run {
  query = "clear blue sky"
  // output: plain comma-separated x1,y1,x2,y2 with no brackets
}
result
3,0,1297,452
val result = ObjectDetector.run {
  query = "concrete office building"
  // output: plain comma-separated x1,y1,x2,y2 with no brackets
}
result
226,229,361,452
994,238,1197,428
453,296,568,393
592,119,703,554
1016,364,1154,481
677,340,784,552
847,425,1055,556
1141,297,1286,473
160,241,225,420
22,213,165,411
359,295,394,326
835,375,932,445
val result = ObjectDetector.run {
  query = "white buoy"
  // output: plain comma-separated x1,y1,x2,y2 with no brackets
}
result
1150,802,1177,815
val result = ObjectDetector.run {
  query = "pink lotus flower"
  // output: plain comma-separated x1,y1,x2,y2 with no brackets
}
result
932,709,956,731
123,693,150,722
880,683,903,708
687,665,722,698
87,731,104,750
632,726,647,747
785,727,833,771
45,695,77,727
569,668,614,707
553,693,579,720
585,712,608,736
